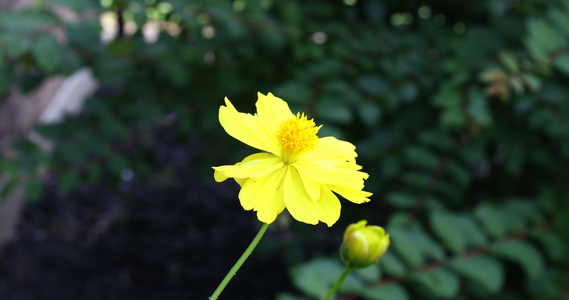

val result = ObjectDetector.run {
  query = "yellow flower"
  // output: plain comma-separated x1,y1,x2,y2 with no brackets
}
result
213,92,372,226
341,220,390,269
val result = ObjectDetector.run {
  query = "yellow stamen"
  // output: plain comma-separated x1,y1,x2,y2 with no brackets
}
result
276,113,320,163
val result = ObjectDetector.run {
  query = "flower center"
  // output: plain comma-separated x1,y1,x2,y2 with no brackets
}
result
276,113,320,162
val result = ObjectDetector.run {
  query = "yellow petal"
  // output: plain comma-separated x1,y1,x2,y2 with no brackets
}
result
316,184,341,226
294,165,321,201
214,169,229,182
234,177,246,187
219,97,279,154
336,161,364,171
293,160,367,188
238,166,287,223
330,184,372,204
303,136,358,162
283,167,341,226
213,153,284,179
255,92,293,128
283,166,320,225
255,171,286,224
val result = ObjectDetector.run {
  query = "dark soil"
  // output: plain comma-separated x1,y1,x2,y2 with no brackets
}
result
0,135,298,300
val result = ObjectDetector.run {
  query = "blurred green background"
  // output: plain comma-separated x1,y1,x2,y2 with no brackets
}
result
1,0,569,299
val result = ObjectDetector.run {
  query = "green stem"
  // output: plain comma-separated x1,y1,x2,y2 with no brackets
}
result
321,266,353,300
210,222,270,300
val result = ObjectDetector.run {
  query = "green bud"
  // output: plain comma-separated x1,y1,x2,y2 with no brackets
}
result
340,220,390,269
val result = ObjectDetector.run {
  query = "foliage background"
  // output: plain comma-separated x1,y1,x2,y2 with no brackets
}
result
1,0,569,299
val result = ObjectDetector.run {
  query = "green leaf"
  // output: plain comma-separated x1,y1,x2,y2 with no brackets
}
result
466,87,492,127
92,56,134,84
0,9,58,35
386,192,417,208
504,200,544,224
0,33,32,57
490,240,544,278
276,293,310,300
401,172,431,189
379,251,407,276
276,0,301,26
498,51,519,72
413,268,460,298
524,35,549,62
357,74,389,96
553,54,569,76
404,146,439,170
526,19,566,54
449,256,504,293
456,215,487,247
66,20,102,51
32,34,63,73
56,142,87,164
522,73,542,92
87,165,102,183
445,161,471,186
162,60,191,86
414,230,446,260
274,81,312,104
433,83,465,128
290,258,362,299
356,264,381,282
0,64,14,95
498,209,525,233
0,173,18,198
547,7,569,35
451,28,504,67
290,258,342,298
432,180,461,200
526,268,565,299
430,211,467,253
363,0,386,23
77,134,111,156
474,203,506,239
316,99,352,124
418,131,454,150
59,170,79,192
108,155,129,174
530,231,567,262
49,0,102,11
26,176,44,202
100,117,129,140
399,83,418,102
360,284,409,300
322,81,360,104
389,228,425,267
358,101,381,127
387,213,414,228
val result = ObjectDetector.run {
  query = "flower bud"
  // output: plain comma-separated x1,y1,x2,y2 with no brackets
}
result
340,220,390,269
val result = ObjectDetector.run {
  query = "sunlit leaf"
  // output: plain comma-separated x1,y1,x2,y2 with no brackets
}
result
360,283,409,300
449,256,504,293
413,268,460,298
490,240,544,278
430,211,468,253
32,35,63,73
389,228,425,267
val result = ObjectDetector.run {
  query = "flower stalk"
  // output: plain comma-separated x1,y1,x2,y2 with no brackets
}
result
210,223,270,300
321,266,352,300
